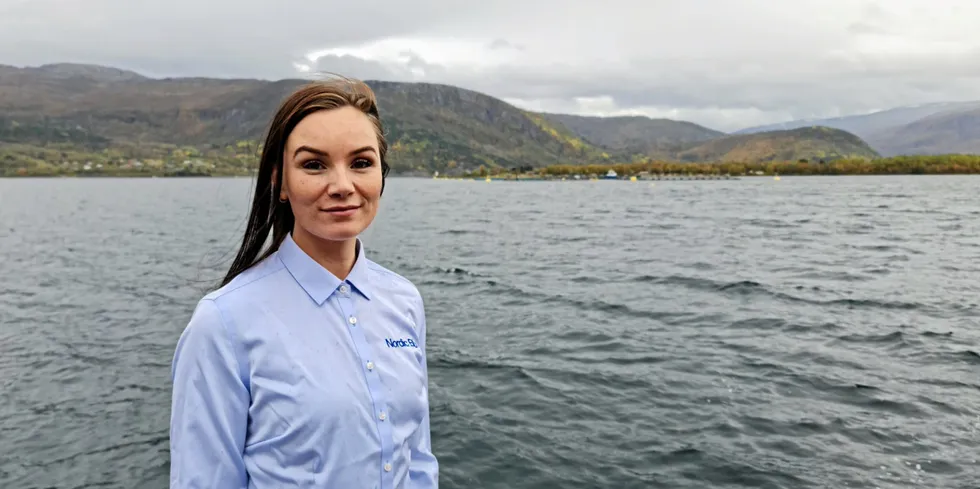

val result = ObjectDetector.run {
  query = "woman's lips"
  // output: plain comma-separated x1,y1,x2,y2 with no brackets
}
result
321,205,360,217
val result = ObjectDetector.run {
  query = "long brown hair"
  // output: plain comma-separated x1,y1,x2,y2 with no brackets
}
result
220,77,390,287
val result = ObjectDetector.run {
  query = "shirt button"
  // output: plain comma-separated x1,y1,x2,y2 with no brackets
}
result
384,463,392,472
339,284,349,295
366,361,374,370
379,411,387,421
348,316,357,325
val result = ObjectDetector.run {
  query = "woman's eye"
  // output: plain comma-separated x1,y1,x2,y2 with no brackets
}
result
302,160,324,170
352,158,373,169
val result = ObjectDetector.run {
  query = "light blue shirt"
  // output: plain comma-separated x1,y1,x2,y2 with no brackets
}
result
169,233,438,489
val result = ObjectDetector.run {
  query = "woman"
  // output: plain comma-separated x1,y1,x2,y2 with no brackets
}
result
169,78,438,489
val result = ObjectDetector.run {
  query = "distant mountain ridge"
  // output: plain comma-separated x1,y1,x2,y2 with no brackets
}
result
15,63,149,82
536,114,879,163
676,126,879,162
735,101,980,156
735,102,980,135
536,113,723,158
0,62,939,175
873,106,980,155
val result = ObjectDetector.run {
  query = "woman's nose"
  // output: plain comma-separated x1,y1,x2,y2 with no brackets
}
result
327,169,355,198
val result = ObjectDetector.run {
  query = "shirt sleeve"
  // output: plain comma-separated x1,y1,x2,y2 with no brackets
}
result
409,294,439,488
170,298,249,489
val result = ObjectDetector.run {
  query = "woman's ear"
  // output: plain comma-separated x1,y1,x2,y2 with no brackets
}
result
272,165,286,201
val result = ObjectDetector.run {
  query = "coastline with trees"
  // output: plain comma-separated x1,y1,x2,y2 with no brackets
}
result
456,154,980,180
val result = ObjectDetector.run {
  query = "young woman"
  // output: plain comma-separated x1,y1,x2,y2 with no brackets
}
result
169,78,438,488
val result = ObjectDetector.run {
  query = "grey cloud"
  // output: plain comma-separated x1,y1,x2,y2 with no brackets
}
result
846,21,882,35
846,1,892,35
291,45,980,130
488,39,524,51
316,44,980,130
0,0,471,78
859,0,889,21
2,0,980,131
309,55,411,82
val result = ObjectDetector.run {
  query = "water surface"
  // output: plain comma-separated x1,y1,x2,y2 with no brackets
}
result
1,176,978,488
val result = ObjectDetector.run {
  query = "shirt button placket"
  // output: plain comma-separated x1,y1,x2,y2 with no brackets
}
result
338,294,394,488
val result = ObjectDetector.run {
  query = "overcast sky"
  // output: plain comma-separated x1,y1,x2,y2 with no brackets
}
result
2,0,979,131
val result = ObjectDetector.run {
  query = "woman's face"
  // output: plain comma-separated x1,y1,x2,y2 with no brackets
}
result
279,106,384,246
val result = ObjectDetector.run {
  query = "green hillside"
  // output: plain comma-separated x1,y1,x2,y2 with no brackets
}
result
537,112,724,158
0,63,614,176
1,63,884,177
536,114,879,163
675,126,880,162
364,81,612,172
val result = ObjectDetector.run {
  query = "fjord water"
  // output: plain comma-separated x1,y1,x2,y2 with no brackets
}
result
2,176,979,489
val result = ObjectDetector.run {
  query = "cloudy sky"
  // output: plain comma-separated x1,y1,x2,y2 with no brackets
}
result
2,0,979,131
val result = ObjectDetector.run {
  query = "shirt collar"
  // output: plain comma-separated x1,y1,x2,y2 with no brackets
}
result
277,232,373,305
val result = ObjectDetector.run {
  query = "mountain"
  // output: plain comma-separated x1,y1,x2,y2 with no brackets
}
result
1,63,884,175
535,113,723,158
675,126,879,163
735,101,980,136
735,101,980,157
0,63,611,174
868,107,980,156
536,113,878,163
1,62,149,82
362,82,612,171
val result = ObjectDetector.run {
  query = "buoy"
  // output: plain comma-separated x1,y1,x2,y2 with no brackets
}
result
630,176,637,182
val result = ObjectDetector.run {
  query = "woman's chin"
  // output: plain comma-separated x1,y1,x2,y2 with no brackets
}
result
305,224,366,243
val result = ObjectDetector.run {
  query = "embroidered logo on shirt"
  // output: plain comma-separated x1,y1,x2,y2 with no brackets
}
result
385,338,418,348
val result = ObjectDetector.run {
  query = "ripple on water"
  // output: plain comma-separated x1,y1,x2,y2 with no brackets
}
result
2,176,980,489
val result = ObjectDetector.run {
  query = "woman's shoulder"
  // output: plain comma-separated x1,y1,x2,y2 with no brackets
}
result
361,259,428,336
200,255,289,310
179,256,287,347
362,258,424,305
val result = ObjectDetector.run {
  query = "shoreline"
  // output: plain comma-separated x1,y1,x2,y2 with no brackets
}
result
4,173,980,180
4,155,980,179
